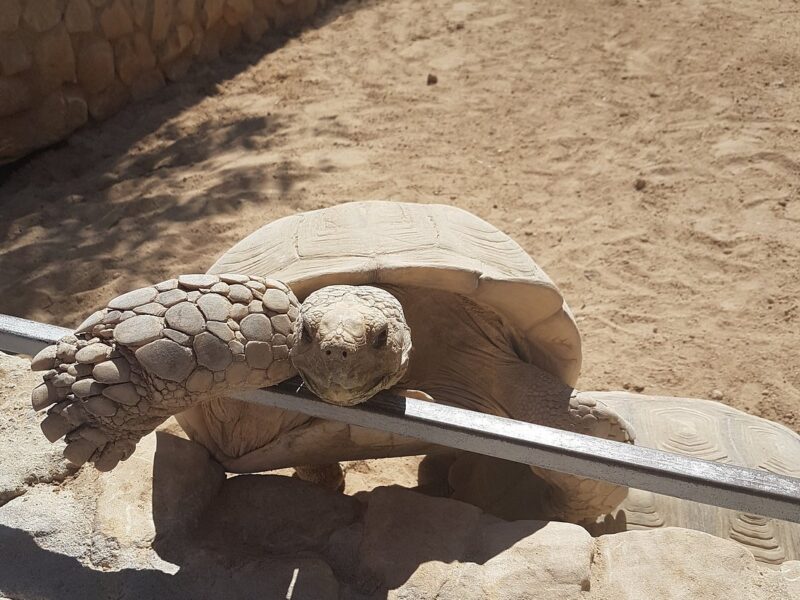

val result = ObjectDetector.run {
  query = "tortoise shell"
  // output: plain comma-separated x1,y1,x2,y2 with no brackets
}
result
209,201,582,386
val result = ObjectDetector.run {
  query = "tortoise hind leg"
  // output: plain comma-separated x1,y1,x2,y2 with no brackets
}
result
492,362,636,523
30,274,300,472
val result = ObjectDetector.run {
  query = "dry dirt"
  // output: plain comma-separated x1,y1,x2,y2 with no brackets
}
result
0,0,798,438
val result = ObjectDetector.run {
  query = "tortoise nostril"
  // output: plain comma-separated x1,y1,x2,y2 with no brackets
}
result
325,350,331,356
342,351,348,358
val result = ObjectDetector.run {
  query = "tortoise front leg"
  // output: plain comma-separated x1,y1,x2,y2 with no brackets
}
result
30,274,300,471
493,362,636,522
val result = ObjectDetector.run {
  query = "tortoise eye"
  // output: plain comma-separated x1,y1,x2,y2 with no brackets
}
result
372,325,388,348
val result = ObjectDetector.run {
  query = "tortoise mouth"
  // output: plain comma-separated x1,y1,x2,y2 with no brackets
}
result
299,372,391,406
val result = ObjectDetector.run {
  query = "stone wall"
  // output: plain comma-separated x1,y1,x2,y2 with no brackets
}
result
0,0,323,163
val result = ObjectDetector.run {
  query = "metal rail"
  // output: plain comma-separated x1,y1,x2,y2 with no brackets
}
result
2,313,799,523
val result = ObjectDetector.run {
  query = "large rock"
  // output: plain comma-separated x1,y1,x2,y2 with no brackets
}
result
1,351,797,599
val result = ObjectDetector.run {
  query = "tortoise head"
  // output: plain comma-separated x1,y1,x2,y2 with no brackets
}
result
290,285,412,406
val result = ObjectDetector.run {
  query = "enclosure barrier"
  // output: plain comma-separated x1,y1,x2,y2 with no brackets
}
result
0,0,325,163
0,312,798,524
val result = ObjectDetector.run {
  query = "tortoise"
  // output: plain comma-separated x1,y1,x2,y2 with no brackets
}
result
28,201,800,537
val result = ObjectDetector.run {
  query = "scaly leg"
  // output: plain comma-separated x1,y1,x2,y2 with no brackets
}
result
30,274,300,471
493,362,636,522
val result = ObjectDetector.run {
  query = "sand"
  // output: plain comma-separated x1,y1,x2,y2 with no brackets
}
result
0,0,797,436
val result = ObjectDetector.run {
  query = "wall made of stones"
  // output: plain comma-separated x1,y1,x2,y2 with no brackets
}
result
0,0,323,163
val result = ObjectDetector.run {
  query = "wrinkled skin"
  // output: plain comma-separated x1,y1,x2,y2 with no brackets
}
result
292,285,412,405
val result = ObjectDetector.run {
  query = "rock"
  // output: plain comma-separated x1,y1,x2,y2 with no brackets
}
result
165,302,206,335
263,288,290,312
115,32,156,85
591,528,791,599
203,0,225,27
197,293,232,321
108,286,158,310
193,332,232,372
0,0,21,32
100,0,134,39
75,37,116,94
178,274,219,289
151,0,173,42
224,0,254,25
64,0,93,32
201,474,359,553
0,76,32,117
22,0,63,32
358,486,482,588
0,33,33,76
33,24,76,92
87,77,129,120
135,338,196,382
130,67,165,101
240,313,272,341
113,314,164,346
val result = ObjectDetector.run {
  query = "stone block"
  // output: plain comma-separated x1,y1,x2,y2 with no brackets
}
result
109,37,133,84
76,37,115,93
33,23,77,91
114,33,155,85
99,0,134,38
158,24,193,63
0,76,32,117
197,18,224,60
87,76,129,120
0,0,22,32
161,51,192,81
219,21,241,51
23,0,64,32
223,0,253,25
176,0,195,23
203,0,224,27
129,66,164,100
130,0,149,28
0,34,32,76
242,14,268,42
64,0,94,32
151,0,172,42
63,85,88,130
190,19,204,54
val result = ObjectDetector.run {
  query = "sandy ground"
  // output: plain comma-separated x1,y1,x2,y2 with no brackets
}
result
0,0,798,442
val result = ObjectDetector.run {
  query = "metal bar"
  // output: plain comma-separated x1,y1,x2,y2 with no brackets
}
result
0,314,73,356
238,385,800,524
3,313,800,523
